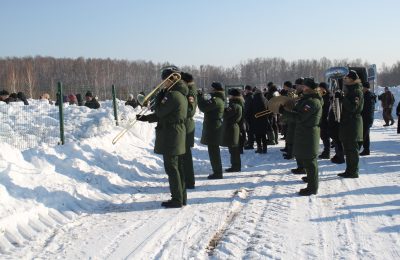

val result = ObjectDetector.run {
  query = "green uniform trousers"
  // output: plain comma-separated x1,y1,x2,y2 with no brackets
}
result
163,154,187,205
228,146,241,170
300,158,318,192
342,141,360,176
182,145,195,187
207,144,222,176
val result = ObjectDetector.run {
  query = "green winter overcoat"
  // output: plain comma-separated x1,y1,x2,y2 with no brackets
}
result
147,81,188,155
221,97,243,147
283,92,322,159
185,82,197,147
339,83,364,143
197,91,225,145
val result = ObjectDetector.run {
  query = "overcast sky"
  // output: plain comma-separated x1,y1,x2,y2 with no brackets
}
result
0,0,399,68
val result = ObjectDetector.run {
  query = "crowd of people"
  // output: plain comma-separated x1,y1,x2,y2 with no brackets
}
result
0,89,101,109
134,66,399,207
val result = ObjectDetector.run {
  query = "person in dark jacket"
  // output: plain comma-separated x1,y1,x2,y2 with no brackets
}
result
243,85,255,149
378,87,395,126
197,82,225,179
337,70,364,179
360,82,376,155
280,77,322,196
181,72,197,189
222,88,243,172
17,92,29,105
137,68,188,208
252,88,269,153
318,82,331,159
76,93,84,106
84,91,100,109
7,93,19,103
125,94,138,108
0,90,9,102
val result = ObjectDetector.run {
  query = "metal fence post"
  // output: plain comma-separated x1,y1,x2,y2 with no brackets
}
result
57,82,65,145
112,84,119,126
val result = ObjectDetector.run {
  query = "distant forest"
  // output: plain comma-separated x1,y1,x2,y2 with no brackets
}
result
0,56,399,100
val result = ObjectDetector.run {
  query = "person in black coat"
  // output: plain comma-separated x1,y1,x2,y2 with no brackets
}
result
125,94,138,108
360,82,376,155
84,91,100,109
243,85,255,149
318,82,331,159
17,92,29,105
251,89,270,153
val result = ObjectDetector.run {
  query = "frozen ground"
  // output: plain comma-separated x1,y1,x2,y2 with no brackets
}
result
0,86,399,259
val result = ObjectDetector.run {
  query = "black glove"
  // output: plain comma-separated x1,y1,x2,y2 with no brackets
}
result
334,91,342,99
154,89,166,106
136,114,148,122
278,104,285,114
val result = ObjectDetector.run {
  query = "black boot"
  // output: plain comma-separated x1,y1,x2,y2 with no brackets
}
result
225,168,240,172
331,155,345,164
255,147,262,153
283,153,293,160
318,151,330,159
161,200,183,208
301,176,308,183
359,150,370,156
299,188,317,196
291,167,306,174
262,147,267,154
207,173,223,179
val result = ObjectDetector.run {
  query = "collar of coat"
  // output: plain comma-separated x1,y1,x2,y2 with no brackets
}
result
229,96,244,106
211,91,225,100
169,80,189,96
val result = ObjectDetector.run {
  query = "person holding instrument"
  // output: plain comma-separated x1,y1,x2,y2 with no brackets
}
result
136,67,189,208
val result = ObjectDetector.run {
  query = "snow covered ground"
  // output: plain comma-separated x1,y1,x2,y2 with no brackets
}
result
0,86,399,259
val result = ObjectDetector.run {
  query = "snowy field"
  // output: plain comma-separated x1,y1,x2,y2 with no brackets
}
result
0,86,399,259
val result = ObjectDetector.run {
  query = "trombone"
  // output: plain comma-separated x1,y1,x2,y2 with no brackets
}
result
112,72,181,145
254,109,272,118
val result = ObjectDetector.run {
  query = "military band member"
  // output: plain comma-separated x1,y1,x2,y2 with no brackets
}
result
243,85,255,149
318,82,331,159
197,82,225,179
252,88,270,153
222,88,243,172
281,77,322,195
137,67,188,208
337,70,364,178
181,72,197,188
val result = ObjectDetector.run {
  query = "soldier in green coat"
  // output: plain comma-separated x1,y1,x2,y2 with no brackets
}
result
281,77,322,196
181,72,197,189
197,82,225,179
137,67,188,208
222,88,243,172
337,70,364,178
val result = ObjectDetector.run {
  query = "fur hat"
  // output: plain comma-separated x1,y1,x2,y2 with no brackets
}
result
319,82,328,90
211,82,223,91
294,77,304,85
303,77,318,89
362,82,370,89
244,85,252,91
161,65,180,80
228,88,241,97
346,70,359,80
284,81,292,88
181,72,193,83
85,91,93,97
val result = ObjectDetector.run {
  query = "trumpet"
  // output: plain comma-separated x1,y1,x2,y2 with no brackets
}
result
112,72,181,145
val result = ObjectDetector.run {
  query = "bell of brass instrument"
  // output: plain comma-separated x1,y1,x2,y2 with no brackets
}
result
112,72,181,145
325,66,348,123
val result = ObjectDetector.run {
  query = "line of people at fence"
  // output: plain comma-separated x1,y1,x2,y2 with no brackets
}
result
0,89,100,109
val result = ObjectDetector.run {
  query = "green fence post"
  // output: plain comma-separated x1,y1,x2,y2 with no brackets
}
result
112,84,119,126
58,82,65,145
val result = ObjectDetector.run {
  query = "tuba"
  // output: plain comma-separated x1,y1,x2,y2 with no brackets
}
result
325,66,349,122
112,72,181,144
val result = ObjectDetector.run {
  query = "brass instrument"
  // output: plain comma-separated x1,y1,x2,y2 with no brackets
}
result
267,96,296,114
254,109,272,118
112,72,181,145
325,66,349,122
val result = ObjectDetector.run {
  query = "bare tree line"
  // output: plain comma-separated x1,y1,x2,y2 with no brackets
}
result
0,56,398,100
